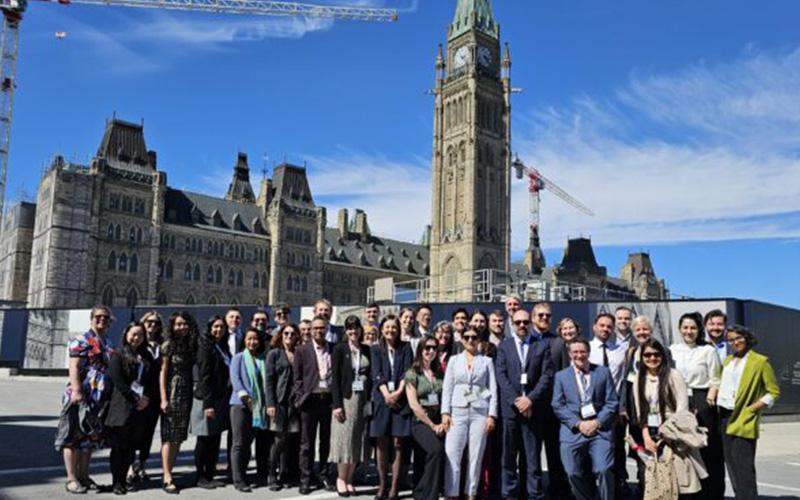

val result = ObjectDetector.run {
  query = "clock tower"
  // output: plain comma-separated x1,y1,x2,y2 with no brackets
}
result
429,0,512,301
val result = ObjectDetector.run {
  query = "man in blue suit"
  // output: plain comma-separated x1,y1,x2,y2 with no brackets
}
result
552,338,619,500
496,309,554,500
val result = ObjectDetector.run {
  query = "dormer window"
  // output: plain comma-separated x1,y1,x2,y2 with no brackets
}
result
211,210,222,227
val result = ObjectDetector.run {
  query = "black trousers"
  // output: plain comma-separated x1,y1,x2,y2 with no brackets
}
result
543,409,571,500
195,435,222,481
410,416,445,500
135,404,160,469
230,404,272,485
690,389,725,500
721,410,758,500
110,421,149,486
612,417,628,492
299,393,332,485
502,415,543,500
271,431,300,482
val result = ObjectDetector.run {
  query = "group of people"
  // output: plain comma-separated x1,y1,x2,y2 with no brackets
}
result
55,297,780,500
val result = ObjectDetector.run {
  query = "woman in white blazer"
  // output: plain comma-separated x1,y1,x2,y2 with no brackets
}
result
441,328,498,500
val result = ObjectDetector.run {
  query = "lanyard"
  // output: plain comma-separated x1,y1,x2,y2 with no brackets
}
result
577,370,591,404
351,348,361,374
517,337,528,366
387,348,396,378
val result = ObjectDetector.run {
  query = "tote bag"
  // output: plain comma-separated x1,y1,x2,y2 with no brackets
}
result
643,445,679,500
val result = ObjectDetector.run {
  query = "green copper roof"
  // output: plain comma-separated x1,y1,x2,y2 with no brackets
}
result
449,0,499,40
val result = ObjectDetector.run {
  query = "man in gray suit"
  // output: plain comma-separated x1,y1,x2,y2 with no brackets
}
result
551,339,619,500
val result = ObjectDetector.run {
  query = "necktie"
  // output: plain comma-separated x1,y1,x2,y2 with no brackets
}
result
580,371,591,403
602,344,609,368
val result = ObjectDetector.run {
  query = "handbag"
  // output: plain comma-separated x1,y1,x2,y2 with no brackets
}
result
643,444,679,500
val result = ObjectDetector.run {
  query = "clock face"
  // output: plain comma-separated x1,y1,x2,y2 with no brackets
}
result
453,46,471,69
477,46,492,67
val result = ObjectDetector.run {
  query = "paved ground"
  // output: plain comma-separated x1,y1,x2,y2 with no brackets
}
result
0,377,798,500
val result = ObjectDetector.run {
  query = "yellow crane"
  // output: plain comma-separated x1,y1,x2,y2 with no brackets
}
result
0,0,398,226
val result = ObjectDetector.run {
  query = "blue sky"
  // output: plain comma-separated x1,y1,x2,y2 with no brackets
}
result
8,0,800,307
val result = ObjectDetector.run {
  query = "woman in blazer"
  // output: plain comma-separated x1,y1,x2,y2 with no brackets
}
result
191,315,232,489
370,315,413,500
330,316,373,496
230,327,270,492
265,323,301,490
718,325,780,500
441,328,498,500
106,321,159,495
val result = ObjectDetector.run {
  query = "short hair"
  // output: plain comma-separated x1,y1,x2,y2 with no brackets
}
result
365,302,380,310
567,337,591,351
90,305,112,321
505,293,522,303
251,310,268,320
315,298,332,309
311,315,327,324
533,302,551,312
489,309,505,318
726,325,757,348
632,315,652,330
452,307,469,320
704,309,727,325
273,304,291,316
417,304,433,314
226,307,241,315
614,306,633,315
299,319,312,327
595,313,615,325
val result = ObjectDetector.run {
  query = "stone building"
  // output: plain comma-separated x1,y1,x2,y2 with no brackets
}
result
0,201,35,303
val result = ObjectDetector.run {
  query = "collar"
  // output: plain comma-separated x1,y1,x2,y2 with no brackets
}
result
593,337,617,349
313,341,328,352
516,334,531,345
573,363,590,376
617,331,631,343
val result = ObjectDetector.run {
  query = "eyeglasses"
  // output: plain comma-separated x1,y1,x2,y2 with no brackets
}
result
94,315,110,320
462,335,479,343
536,313,552,319
514,320,531,326
729,336,746,344
642,352,662,359
423,345,437,352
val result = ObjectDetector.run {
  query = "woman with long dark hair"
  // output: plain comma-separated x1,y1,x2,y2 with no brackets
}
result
230,327,270,492
670,312,723,500
106,322,159,495
128,311,164,485
159,311,198,494
370,315,412,500
191,315,232,489
405,336,446,500
56,306,115,494
432,321,454,372
265,323,302,490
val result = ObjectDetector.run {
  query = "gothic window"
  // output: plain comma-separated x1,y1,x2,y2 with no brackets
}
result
293,276,300,291
126,288,139,308
287,227,295,242
237,270,244,287
228,269,235,285
107,224,114,240
108,193,120,210
166,260,174,279
108,252,117,270
156,291,168,305
115,224,121,241
185,294,195,305
130,254,139,273
184,263,192,281
134,198,145,215
117,253,127,272
253,273,260,288
122,196,133,212
261,272,267,289
207,241,213,254
191,239,197,253
286,276,293,291
137,228,143,243
216,266,222,284
214,242,220,256
185,238,191,251
207,266,214,283
129,227,136,242
158,260,164,278
193,264,201,282
208,296,218,305
101,285,115,307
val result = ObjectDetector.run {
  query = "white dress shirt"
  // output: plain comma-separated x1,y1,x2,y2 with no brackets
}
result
670,342,722,391
589,337,626,395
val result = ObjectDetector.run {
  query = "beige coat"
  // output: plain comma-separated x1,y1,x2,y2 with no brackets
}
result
660,411,709,494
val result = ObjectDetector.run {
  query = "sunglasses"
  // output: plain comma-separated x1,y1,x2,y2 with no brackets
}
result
423,345,437,352
514,320,531,326
642,352,662,359
536,313,552,319
462,335,479,342
94,315,110,320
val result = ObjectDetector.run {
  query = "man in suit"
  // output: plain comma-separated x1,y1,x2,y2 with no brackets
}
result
552,338,618,500
416,305,433,337
531,302,571,500
614,306,633,351
293,316,335,494
251,310,272,344
226,307,243,354
496,309,554,500
315,299,342,344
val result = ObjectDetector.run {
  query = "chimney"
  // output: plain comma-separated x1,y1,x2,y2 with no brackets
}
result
354,209,370,242
147,150,157,169
337,208,349,239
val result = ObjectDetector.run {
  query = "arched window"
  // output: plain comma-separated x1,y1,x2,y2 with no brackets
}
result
216,266,222,284
129,227,136,242
158,260,164,277
156,291,168,305
118,253,128,272
101,285,115,307
107,224,114,240
191,239,197,253
293,276,300,292
253,273,260,288
166,260,174,279
302,277,308,292
208,296,218,305
108,251,117,270
207,266,214,283
193,264,201,282
261,273,267,289
228,269,235,285
126,288,138,308
185,294,195,305
130,253,139,273
184,263,192,281
207,241,213,254
286,276,293,291
214,242,219,256
137,228,143,243
185,238,191,251
236,270,243,287
114,224,121,241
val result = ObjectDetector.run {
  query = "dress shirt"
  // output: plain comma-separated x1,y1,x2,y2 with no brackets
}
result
670,342,721,390
228,329,241,355
589,337,626,395
325,325,339,344
313,342,331,393
513,334,531,366
489,332,505,346
717,353,776,410
616,331,632,352
711,339,729,365
573,364,592,404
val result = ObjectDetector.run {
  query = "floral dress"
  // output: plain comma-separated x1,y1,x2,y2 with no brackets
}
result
55,330,114,450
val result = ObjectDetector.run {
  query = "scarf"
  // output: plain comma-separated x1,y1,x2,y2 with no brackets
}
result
243,351,267,429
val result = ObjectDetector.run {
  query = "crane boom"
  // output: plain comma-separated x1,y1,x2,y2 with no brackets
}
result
33,0,399,21
533,168,594,216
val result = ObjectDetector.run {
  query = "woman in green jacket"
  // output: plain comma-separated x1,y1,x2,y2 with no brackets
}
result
717,325,780,500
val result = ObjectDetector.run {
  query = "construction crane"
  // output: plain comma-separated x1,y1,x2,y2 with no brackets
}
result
511,155,594,272
0,0,398,231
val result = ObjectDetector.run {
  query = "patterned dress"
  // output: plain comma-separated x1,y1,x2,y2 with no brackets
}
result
55,330,114,450
160,341,195,444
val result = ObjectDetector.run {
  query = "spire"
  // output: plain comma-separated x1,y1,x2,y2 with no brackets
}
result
449,0,499,41
225,152,256,204
435,44,445,82
501,42,511,80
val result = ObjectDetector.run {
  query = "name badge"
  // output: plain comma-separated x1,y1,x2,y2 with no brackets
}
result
387,381,396,392
580,403,597,419
647,413,662,427
319,379,330,389
352,380,365,392
520,373,528,385
464,387,478,403
687,387,694,397
131,381,144,397
425,393,439,406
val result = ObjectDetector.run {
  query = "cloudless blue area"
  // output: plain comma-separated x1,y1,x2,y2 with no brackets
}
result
6,0,800,307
